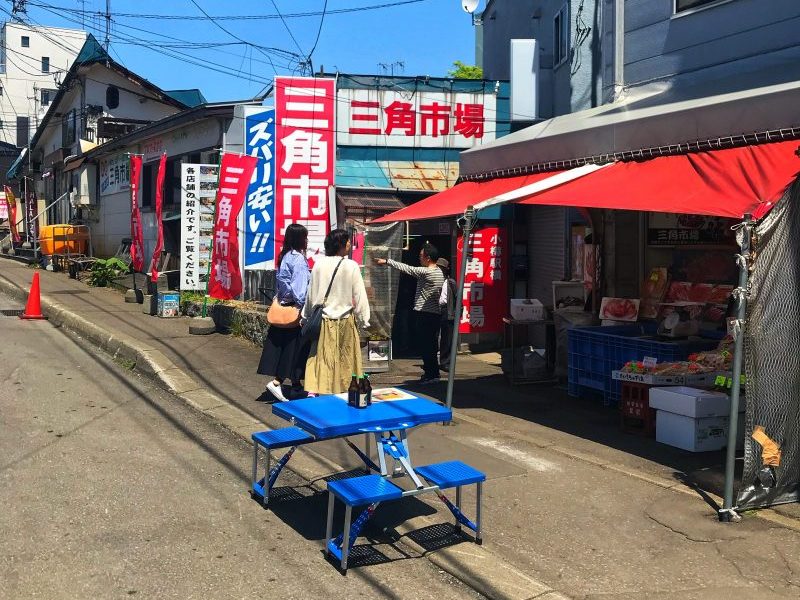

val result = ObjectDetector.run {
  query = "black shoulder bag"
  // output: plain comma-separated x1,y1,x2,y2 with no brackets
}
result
301,257,345,342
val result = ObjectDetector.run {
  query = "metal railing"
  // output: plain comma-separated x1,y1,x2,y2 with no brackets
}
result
1,191,72,257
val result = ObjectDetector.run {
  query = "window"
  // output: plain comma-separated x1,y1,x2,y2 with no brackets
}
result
41,56,49,73
40,88,57,107
62,109,76,147
105,85,119,109
21,36,29,48
16,116,29,148
675,0,730,13
553,4,570,67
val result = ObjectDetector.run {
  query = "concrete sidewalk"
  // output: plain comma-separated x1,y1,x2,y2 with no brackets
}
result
3,259,800,599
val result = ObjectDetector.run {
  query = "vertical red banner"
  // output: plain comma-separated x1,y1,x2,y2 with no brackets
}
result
456,225,509,334
208,153,258,300
274,76,336,261
129,156,145,272
3,186,20,243
150,153,167,282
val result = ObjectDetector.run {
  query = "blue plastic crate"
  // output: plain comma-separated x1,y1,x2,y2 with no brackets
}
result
567,325,719,404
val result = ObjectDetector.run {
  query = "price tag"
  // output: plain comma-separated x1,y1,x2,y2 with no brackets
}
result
714,375,727,388
642,356,658,369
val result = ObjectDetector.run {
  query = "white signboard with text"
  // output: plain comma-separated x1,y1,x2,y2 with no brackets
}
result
336,88,496,149
99,154,130,196
180,163,219,290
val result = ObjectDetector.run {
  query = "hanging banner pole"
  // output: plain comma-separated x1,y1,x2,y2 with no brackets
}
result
208,152,258,300
129,155,145,273
150,153,167,285
720,213,752,522
445,205,477,415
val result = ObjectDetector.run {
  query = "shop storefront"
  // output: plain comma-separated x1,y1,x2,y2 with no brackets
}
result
376,78,800,514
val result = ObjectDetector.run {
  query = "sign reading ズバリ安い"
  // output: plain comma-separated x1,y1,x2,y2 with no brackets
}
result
243,108,276,270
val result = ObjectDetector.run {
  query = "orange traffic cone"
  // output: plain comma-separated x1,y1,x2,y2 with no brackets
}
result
20,272,46,320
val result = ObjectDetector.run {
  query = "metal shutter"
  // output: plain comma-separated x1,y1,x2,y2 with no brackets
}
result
527,206,567,306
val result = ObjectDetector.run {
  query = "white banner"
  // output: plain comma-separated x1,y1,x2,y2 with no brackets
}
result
336,88,496,149
180,163,219,290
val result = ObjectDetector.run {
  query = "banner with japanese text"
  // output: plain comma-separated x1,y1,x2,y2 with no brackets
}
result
244,107,276,270
25,191,38,247
209,153,257,300
3,186,20,243
275,76,336,259
180,163,219,290
456,225,509,334
0,194,7,221
129,156,145,272
150,153,167,282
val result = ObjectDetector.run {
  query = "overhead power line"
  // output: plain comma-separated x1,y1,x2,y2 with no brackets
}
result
25,0,431,21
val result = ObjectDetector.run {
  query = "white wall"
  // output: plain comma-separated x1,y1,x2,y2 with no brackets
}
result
0,22,86,148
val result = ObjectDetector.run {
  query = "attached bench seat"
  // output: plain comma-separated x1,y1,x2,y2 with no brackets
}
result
415,460,485,546
325,462,486,572
415,460,486,488
251,427,315,505
325,475,404,572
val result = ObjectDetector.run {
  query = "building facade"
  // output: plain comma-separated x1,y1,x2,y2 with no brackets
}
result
470,0,800,308
0,21,86,151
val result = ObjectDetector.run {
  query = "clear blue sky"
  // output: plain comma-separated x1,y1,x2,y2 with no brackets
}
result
11,0,479,101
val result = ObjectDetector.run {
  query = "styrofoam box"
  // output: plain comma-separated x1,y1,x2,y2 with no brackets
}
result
656,410,745,452
649,386,734,418
510,298,544,321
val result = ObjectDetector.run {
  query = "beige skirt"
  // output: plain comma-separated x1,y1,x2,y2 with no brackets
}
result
304,314,363,395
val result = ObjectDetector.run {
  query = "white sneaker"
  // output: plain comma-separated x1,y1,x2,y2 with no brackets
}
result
266,381,287,402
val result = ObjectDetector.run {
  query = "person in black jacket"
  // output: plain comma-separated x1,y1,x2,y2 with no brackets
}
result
437,258,457,372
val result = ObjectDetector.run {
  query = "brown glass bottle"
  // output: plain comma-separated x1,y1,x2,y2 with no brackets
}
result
347,374,359,407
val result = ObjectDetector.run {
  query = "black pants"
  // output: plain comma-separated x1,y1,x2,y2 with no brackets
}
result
439,318,454,371
415,311,442,378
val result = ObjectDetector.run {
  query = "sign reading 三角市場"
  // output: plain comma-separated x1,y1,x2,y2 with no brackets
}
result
274,77,336,259
337,88,496,149
457,225,509,334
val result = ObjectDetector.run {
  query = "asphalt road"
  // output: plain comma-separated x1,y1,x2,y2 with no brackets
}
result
0,290,483,600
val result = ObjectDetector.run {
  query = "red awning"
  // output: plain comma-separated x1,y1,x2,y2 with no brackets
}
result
374,140,800,223
514,140,800,219
371,171,556,223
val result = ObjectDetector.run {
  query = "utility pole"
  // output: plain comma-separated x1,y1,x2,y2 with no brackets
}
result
104,0,111,51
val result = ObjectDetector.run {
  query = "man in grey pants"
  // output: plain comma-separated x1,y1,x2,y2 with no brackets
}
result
376,242,445,383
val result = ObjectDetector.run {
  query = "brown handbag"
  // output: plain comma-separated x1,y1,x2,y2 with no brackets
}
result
267,299,301,328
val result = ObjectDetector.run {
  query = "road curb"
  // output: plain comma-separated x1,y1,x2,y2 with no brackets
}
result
0,267,568,600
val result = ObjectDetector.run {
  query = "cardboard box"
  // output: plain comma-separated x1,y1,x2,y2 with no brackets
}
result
656,410,744,452
510,298,544,321
649,386,734,418
157,292,180,318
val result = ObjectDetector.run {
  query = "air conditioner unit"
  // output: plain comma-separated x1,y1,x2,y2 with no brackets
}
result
73,163,97,205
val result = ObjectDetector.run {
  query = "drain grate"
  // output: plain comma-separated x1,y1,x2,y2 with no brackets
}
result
0,309,24,316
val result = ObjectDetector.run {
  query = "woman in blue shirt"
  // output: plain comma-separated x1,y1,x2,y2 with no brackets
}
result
258,224,311,401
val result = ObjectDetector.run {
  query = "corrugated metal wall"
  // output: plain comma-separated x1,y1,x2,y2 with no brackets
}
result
526,205,567,306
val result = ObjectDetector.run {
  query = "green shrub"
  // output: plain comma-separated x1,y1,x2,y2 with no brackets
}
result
88,257,130,287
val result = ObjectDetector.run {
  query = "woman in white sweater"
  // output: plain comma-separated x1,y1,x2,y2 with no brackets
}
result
302,229,370,394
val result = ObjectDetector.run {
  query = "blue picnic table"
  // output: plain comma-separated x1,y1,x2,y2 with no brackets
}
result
251,390,483,573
